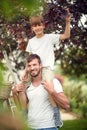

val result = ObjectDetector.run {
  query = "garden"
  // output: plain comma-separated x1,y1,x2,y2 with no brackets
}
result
0,0,87,130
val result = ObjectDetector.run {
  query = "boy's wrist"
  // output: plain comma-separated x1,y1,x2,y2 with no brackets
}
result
25,68,28,74
66,20,71,23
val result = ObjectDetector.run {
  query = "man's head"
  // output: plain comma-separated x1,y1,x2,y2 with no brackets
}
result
30,15,45,36
26,54,42,77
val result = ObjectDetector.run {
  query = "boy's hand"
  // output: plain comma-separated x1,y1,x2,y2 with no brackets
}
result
21,71,28,82
65,8,71,22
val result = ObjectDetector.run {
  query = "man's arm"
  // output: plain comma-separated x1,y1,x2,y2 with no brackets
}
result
59,8,71,40
12,84,29,109
51,91,70,111
42,80,70,111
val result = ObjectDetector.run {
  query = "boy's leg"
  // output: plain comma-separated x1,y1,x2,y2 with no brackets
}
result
54,106,63,128
42,67,62,127
42,67,56,106
42,67,54,81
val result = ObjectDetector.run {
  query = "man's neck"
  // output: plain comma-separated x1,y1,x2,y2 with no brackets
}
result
31,75,42,87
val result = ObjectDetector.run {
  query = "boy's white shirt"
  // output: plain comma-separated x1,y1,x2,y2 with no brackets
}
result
26,34,60,70
26,78,63,129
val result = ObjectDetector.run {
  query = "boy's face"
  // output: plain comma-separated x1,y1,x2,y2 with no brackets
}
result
31,22,45,36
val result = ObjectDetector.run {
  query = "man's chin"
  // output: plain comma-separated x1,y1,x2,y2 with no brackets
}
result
30,73,38,77
31,75,38,78
30,70,40,77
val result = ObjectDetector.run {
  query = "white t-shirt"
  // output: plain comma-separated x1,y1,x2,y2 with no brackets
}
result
26,78,63,129
26,34,60,70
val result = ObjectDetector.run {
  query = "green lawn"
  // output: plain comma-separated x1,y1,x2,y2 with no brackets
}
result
60,119,87,130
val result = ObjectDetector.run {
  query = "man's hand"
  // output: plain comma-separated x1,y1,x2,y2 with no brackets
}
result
42,80,70,111
12,83,26,94
41,80,55,94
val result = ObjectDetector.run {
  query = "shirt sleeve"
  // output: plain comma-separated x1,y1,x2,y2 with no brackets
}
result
49,34,60,45
53,78,63,93
26,40,32,53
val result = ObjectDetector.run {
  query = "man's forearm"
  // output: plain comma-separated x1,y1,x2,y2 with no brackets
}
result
51,91,70,111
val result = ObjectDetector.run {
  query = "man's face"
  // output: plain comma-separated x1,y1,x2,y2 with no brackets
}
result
27,59,42,77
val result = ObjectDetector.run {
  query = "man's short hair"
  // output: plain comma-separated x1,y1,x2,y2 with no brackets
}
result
26,54,41,64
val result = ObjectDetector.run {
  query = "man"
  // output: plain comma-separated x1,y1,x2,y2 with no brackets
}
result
21,9,71,127
13,54,70,130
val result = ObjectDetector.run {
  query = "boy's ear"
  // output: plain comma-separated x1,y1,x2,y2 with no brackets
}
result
31,27,34,33
43,23,45,28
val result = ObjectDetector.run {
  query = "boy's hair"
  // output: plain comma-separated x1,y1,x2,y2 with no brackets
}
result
26,54,41,64
30,15,44,26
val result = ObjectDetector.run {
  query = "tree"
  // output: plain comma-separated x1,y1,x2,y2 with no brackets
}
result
0,0,87,80
0,0,44,82
0,0,43,20
43,0,87,78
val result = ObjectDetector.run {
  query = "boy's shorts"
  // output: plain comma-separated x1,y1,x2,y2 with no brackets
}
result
42,67,54,81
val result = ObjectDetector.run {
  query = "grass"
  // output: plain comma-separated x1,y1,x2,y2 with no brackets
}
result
60,119,87,130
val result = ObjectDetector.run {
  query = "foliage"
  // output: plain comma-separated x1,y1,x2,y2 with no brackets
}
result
0,0,44,20
0,111,30,130
0,61,7,87
63,79,87,118
0,0,44,80
0,0,87,124
80,104,87,118
0,0,87,79
43,0,87,78
60,119,87,130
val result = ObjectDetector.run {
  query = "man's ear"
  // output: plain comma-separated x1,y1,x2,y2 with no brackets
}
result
40,63,42,69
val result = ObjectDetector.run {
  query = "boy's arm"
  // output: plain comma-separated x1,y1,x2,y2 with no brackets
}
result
21,52,32,82
59,8,71,40
22,66,28,81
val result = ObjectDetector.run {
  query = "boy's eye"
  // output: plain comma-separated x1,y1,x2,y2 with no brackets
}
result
32,22,42,27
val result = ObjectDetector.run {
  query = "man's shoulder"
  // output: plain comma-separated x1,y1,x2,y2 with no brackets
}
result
53,78,61,85
53,78,59,82
53,78,63,92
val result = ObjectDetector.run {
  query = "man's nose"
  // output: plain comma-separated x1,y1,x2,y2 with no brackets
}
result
31,66,34,70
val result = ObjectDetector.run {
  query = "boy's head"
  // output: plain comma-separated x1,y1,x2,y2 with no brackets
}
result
30,15,45,36
30,15,44,27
